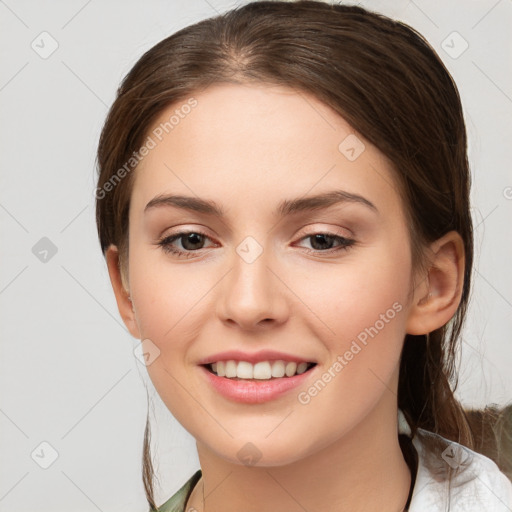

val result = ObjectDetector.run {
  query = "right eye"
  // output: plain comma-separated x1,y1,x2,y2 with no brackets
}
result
157,230,217,258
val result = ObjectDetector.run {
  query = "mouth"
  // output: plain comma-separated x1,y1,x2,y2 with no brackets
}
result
202,360,317,380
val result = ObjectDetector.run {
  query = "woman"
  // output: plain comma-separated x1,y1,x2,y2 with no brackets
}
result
95,1,512,510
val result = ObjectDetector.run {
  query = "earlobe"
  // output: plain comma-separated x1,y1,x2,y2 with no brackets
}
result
406,231,465,335
105,245,141,339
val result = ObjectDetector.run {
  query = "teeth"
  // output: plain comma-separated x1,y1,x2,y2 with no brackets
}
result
285,362,297,377
208,360,314,380
225,360,237,378
237,361,253,379
296,362,308,374
271,360,285,378
253,361,272,379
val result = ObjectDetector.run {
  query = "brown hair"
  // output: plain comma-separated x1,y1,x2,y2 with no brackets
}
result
95,1,506,508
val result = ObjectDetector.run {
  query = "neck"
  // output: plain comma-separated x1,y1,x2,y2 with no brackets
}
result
187,400,412,512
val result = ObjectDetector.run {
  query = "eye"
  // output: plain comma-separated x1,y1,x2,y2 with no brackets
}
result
157,230,216,258
295,232,355,253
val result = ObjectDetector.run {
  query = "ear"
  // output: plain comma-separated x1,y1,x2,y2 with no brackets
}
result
406,231,465,335
105,245,141,339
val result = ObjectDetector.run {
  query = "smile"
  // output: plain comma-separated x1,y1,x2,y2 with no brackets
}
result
205,360,316,379
200,360,317,404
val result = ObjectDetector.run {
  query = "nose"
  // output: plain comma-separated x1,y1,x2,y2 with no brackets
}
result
216,242,289,331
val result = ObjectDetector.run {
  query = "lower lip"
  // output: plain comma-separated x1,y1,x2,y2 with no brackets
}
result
200,365,315,404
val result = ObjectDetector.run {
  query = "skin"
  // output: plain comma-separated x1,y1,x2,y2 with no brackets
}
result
106,83,465,511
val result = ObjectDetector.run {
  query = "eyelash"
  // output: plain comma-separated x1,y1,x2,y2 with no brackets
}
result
156,230,355,258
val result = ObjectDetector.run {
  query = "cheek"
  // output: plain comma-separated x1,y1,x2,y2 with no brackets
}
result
128,242,204,337
292,243,411,345
294,241,412,401
127,246,219,403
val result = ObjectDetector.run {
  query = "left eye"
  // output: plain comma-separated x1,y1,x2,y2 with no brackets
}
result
157,231,355,258
296,233,355,252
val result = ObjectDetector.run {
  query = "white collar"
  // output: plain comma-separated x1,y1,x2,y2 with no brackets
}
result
398,410,512,511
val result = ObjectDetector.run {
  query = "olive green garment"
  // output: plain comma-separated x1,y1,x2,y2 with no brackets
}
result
151,470,201,512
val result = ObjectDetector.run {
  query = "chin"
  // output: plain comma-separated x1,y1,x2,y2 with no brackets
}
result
199,434,319,469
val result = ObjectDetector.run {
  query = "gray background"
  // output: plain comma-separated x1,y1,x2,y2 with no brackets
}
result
0,0,511,510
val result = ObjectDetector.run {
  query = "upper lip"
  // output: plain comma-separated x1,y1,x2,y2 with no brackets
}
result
198,350,316,365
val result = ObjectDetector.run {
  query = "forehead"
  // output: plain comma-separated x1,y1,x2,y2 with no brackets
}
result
130,83,402,220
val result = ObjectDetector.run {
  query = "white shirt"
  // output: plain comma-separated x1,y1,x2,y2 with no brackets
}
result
398,412,512,511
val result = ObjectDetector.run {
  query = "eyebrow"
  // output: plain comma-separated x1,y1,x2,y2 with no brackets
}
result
144,190,378,217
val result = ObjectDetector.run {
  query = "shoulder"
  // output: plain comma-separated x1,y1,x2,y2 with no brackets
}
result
150,470,202,512
409,427,512,511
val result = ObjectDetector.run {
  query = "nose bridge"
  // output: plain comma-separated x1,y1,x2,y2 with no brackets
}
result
216,234,287,328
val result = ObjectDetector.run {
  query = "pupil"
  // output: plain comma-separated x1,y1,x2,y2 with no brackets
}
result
311,234,334,250
183,233,203,250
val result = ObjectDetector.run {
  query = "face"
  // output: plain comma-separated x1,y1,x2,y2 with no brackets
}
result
123,83,418,466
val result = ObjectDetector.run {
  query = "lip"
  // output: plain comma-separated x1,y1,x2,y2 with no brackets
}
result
200,363,317,404
197,349,315,365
